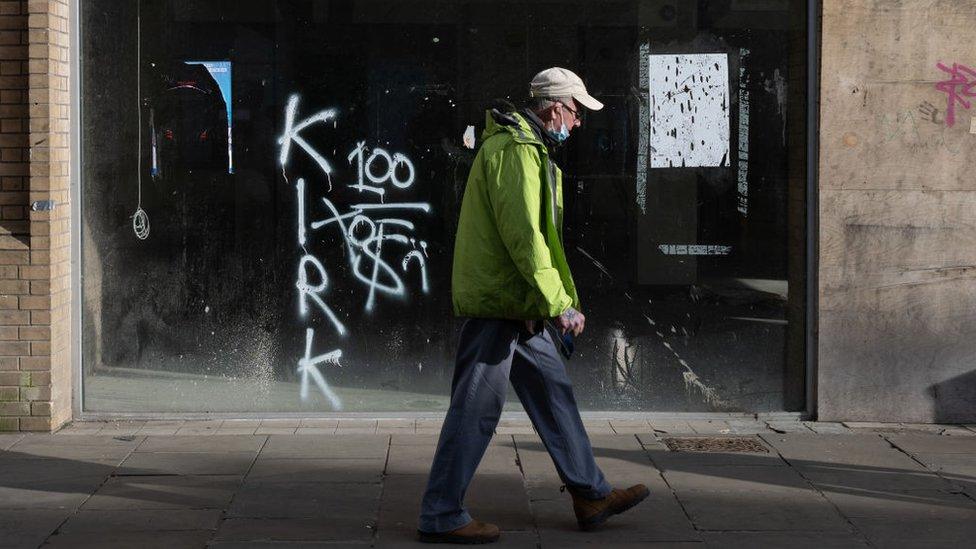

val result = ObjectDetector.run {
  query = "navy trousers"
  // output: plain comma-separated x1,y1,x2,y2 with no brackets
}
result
418,318,611,533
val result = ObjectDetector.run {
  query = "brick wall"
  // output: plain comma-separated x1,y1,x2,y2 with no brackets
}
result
0,0,71,432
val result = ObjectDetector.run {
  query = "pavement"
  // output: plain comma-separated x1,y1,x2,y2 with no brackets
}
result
1,418,975,548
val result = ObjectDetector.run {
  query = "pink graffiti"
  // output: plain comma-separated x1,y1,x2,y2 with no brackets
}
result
935,62,976,127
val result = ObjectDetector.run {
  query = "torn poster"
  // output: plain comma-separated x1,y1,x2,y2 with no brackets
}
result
649,53,730,168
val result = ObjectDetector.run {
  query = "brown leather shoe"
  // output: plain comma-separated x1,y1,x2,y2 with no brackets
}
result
568,484,650,531
417,519,500,544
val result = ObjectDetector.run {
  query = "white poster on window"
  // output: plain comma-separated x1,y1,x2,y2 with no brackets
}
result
649,53,730,168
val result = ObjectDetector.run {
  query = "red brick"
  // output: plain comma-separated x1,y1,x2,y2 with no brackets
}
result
0,372,26,385
0,340,28,355
19,416,50,431
0,309,27,324
0,279,26,293
18,325,46,339
18,294,46,309
19,355,46,370
0,401,28,415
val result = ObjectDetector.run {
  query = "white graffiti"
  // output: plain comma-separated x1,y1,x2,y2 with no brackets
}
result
312,197,430,311
737,48,750,216
658,244,731,256
279,95,339,189
298,328,343,410
296,251,347,336
280,93,432,408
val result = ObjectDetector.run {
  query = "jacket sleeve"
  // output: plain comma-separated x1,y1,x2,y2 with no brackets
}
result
486,144,573,317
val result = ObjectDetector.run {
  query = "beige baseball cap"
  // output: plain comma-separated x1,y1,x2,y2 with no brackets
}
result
529,67,604,111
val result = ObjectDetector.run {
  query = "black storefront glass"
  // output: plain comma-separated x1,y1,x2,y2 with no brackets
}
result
80,1,808,413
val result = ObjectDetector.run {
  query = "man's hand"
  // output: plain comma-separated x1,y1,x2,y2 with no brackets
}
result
554,307,585,337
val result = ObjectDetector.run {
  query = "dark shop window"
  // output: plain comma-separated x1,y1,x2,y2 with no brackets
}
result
79,1,809,413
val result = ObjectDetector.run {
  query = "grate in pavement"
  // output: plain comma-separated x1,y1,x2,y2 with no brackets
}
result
662,437,769,453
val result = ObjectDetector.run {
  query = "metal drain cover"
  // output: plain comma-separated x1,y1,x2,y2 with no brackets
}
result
662,437,769,453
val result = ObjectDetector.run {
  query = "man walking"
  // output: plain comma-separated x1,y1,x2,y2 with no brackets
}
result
417,68,649,544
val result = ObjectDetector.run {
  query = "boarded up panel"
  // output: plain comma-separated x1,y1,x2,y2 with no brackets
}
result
819,0,976,422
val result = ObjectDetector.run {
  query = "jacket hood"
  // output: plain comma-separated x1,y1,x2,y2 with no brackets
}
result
482,108,544,147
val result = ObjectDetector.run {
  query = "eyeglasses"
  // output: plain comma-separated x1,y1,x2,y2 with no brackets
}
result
559,101,582,124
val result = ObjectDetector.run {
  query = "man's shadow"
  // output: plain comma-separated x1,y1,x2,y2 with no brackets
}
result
503,436,976,512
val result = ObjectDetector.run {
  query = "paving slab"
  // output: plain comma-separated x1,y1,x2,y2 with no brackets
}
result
217,420,263,435
255,428,299,435
532,489,700,545
294,428,341,435
907,451,976,476
336,420,378,434
247,457,386,484
5,435,142,461
510,435,566,489
255,419,300,435
0,434,24,451
117,451,257,476
0,455,117,483
466,473,535,532
609,420,652,434
685,420,733,435
175,420,224,435
42,530,215,549
700,531,868,548
377,419,416,434
375,471,532,535
374,530,539,548
210,542,368,549
884,433,976,454
662,465,850,532
0,509,80,549
386,440,516,476
495,419,536,435
390,434,438,447
229,481,381,519
848,514,976,547
896,423,975,436
96,421,148,436
215,517,375,543
374,474,427,532
760,433,926,469
0,476,105,510
57,508,222,533
414,420,444,435
765,421,814,434
821,488,976,520
54,423,104,435
646,420,696,435
581,420,615,434
261,435,389,459
136,435,267,453
803,466,955,493
802,422,853,435
298,419,338,429
723,420,771,435
82,475,240,510
137,421,185,436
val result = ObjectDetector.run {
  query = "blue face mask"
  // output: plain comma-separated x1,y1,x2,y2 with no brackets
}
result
546,110,570,143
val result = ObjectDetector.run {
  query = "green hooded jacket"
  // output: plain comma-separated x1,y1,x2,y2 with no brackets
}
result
451,109,580,320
